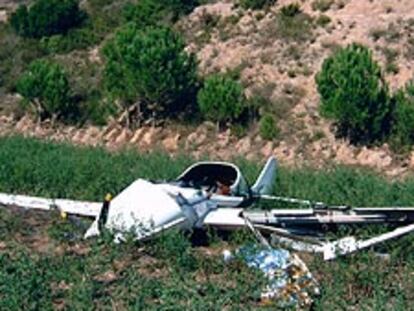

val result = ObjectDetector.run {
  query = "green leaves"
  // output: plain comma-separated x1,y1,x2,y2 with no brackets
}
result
390,81,414,151
10,0,86,39
103,25,198,119
239,0,276,10
123,0,199,27
197,74,245,125
259,114,279,140
16,59,72,120
316,43,392,143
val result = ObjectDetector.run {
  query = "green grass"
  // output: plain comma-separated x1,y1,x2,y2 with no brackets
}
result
1,135,414,310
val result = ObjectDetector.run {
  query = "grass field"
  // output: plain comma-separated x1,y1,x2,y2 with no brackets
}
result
0,136,414,310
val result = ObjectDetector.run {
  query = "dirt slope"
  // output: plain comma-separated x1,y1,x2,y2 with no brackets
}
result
2,0,414,176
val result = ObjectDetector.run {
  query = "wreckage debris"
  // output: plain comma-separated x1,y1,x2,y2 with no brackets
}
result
224,245,319,308
2,156,414,261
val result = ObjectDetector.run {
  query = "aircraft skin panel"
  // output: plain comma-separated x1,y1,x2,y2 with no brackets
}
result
203,208,245,227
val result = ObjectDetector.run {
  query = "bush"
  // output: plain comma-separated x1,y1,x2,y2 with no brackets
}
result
259,114,279,140
124,0,198,27
316,14,331,27
280,3,302,17
16,60,72,122
40,28,99,54
311,0,334,12
10,0,85,39
390,82,414,151
239,0,276,10
316,43,391,143
103,25,198,126
197,74,245,126
277,4,314,41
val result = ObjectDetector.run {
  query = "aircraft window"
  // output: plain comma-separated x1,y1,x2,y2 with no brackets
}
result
178,164,237,193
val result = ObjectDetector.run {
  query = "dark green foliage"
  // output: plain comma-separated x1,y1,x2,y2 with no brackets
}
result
316,14,331,27
316,43,392,143
0,23,45,93
16,60,73,121
40,28,99,54
390,82,414,151
259,114,279,140
239,0,276,10
311,0,334,12
279,3,302,17
10,0,86,39
124,0,199,27
197,74,245,126
103,25,198,123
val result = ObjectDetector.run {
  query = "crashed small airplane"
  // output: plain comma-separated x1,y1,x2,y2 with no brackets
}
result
1,156,414,260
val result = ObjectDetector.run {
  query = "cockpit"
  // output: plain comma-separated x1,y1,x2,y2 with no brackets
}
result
176,161,249,196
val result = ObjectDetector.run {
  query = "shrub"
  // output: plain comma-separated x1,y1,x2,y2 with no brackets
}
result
239,0,276,10
102,25,198,126
40,28,99,54
316,14,331,27
10,0,86,39
277,4,314,41
316,43,391,143
259,114,279,140
197,74,245,127
124,0,198,27
16,60,72,122
280,3,302,18
390,82,414,151
311,0,334,12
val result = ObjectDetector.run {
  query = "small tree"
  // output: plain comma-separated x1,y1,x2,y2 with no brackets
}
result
10,0,85,38
239,0,276,10
390,81,414,151
316,43,391,143
259,114,279,140
197,74,245,128
102,25,198,127
17,60,71,123
124,0,198,28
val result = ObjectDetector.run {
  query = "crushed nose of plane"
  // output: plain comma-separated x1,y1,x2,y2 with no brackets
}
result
84,179,218,240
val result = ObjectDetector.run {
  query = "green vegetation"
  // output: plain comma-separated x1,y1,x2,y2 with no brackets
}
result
10,0,86,39
103,25,198,127
311,0,334,12
16,60,73,123
124,0,199,28
390,81,414,151
259,114,279,140
316,43,392,144
277,3,315,42
239,0,276,10
197,74,245,127
316,14,331,27
1,136,414,309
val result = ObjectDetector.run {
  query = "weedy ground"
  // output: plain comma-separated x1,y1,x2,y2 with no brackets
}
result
0,136,414,310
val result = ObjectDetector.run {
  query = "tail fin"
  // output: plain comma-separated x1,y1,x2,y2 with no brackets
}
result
251,156,277,196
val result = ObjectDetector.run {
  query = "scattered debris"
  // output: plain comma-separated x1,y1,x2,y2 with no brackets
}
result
225,245,319,308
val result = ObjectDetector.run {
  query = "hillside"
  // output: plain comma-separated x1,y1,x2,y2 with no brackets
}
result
1,0,414,175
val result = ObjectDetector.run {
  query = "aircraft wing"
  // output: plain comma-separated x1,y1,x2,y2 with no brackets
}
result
0,192,101,217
